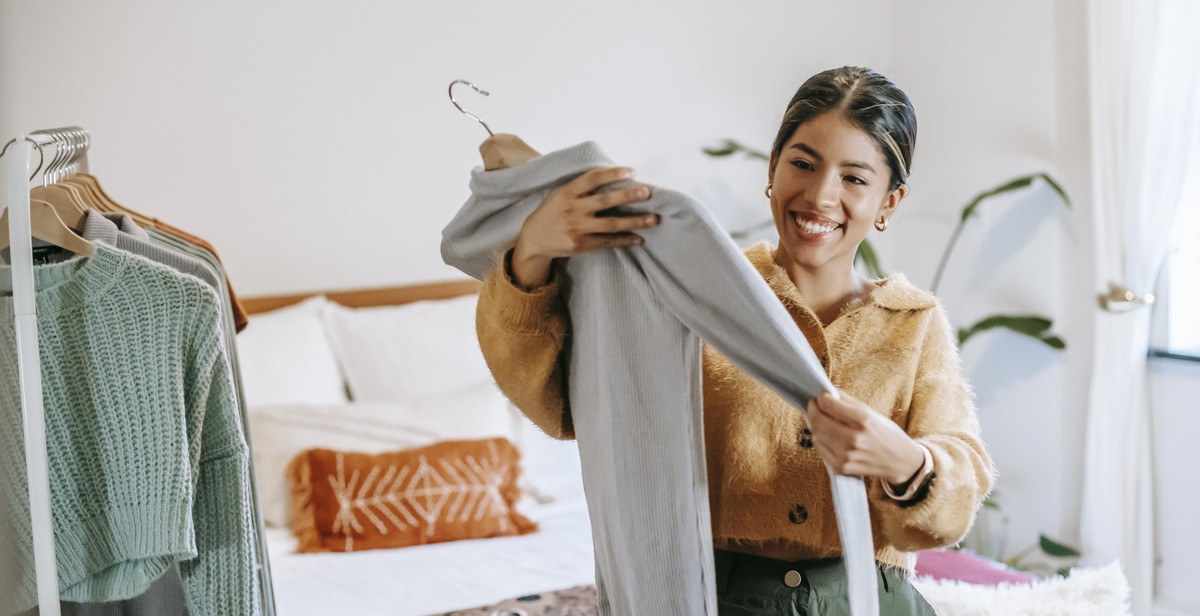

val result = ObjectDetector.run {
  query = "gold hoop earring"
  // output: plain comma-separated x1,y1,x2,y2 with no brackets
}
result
874,218,889,232
764,184,773,199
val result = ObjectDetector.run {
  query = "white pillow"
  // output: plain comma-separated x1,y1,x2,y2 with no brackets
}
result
248,384,518,528
511,403,584,504
322,294,492,402
235,296,348,409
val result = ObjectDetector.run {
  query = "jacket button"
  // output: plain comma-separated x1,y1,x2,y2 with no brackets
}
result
784,570,803,588
799,428,813,449
788,504,808,524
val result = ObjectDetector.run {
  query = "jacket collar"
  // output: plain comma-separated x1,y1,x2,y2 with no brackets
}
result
743,241,937,312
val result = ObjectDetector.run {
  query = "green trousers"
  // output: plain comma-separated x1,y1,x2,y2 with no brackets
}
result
714,550,936,615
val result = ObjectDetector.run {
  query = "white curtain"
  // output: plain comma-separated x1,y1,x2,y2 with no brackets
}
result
1082,1,1200,615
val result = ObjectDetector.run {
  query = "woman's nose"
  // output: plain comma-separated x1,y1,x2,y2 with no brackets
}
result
804,172,840,208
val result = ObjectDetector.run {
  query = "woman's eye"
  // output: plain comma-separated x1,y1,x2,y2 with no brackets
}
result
791,160,814,171
845,175,866,186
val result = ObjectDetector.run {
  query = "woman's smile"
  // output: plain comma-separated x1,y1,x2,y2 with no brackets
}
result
786,210,845,244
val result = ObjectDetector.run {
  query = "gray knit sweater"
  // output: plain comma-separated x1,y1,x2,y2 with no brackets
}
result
0,243,259,615
442,142,877,615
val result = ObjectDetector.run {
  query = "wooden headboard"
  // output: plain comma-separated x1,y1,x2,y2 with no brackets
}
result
242,279,481,316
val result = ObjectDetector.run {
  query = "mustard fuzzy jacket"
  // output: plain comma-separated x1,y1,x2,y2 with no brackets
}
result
476,241,995,573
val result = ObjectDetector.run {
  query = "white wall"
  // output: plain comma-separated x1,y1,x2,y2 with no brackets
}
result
0,0,897,295
879,0,1091,564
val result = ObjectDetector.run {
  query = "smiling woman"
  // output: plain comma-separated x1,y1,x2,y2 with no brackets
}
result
766,67,915,326
475,66,994,616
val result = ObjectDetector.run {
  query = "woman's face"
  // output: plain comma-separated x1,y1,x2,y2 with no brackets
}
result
769,111,904,276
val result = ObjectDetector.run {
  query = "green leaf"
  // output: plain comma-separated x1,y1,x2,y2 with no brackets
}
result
702,139,741,157
855,239,886,279
960,176,1035,222
958,173,1071,223
981,497,1002,511
1056,567,1073,577
957,314,1066,350
1036,173,1071,207
702,139,770,161
1038,535,1081,558
1041,335,1066,350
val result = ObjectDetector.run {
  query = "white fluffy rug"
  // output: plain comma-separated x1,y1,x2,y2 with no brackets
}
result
913,562,1131,616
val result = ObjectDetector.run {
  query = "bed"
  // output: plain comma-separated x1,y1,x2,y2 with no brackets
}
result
238,281,1131,616
239,280,604,615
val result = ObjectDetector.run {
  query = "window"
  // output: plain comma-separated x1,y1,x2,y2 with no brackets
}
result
1152,168,1200,358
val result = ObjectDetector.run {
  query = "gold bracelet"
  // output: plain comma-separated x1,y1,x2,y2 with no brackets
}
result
882,444,934,503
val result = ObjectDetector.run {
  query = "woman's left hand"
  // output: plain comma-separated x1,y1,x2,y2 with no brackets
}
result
806,390,925,485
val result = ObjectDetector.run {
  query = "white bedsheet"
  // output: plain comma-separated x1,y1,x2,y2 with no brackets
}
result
265,492,596,616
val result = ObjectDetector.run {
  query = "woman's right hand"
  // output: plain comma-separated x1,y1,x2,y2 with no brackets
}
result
510,166,659,288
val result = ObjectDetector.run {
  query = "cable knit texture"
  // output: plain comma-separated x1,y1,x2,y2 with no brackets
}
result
0,243,260,615
476,240,995,574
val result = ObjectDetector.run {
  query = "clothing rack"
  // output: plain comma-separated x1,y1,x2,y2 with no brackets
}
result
3,135,60,616
2,127,276,616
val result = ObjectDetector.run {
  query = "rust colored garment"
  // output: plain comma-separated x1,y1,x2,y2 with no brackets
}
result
287,439,537,553
149,219,250,333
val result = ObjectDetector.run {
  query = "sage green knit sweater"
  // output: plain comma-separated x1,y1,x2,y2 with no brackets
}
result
0,243,259,615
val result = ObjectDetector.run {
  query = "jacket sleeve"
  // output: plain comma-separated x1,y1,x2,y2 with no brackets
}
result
180,302,261,616
869,305,996,551
476,249,575,440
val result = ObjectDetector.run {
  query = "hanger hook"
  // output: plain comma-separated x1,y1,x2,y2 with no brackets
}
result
0,137,46,182
449,79,495,137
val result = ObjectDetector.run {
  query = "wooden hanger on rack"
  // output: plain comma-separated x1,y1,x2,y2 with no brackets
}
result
450,79,541,171
0,132,95,257
26,128,96,229
0,199,95,257
59,130,139,219
30,185,89,226
64,173,126,213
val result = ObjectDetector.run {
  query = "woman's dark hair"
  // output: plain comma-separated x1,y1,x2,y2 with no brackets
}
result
770,66,917,191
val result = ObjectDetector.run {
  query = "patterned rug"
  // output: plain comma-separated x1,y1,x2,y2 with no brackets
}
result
438,563,1130,616
435,585,597,616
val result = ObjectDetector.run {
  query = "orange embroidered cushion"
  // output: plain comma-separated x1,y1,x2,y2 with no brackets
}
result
288,438,537,553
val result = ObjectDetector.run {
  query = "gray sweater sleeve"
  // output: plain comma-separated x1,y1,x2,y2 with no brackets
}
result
630,188,832,410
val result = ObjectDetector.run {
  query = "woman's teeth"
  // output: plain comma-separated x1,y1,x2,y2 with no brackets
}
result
791,212,840,234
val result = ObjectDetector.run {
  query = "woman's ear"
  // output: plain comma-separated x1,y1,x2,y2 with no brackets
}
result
879,184,907,219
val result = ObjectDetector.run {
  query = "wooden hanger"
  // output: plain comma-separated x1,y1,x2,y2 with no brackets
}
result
63,173,122,213
0,199,95,257
450,80,542,171
480,134,541,171
30,184,90,223
67,173,156,228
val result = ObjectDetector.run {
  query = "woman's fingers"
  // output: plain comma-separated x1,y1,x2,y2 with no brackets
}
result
810,405,856,450
809,392,869,475
575,232,646,252
583,184,652,214
813,437,858,476
516,166,656,263
564,166,653,214
815,391,869,428
590,213,660,235
567,166,636,197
